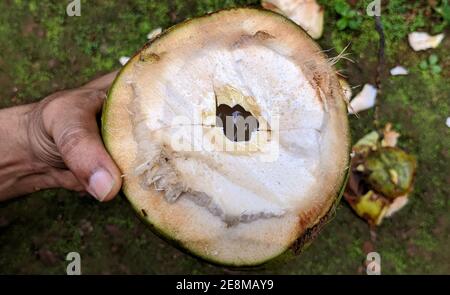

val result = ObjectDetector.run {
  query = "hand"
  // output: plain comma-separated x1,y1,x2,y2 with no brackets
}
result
0,72,122,201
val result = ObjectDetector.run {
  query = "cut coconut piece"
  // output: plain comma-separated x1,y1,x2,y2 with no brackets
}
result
147,27,162,40
408,32,445,51
119,56,130,66
262,0,324,39
348,84,377,114
390,66,408,76
102,8,349,266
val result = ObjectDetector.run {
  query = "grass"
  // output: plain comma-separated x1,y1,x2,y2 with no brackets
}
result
0,0,449,274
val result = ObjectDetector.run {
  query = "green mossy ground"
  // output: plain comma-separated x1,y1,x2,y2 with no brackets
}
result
0,0,448,274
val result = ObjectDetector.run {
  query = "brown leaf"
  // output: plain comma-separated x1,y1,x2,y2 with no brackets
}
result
382,123,400,147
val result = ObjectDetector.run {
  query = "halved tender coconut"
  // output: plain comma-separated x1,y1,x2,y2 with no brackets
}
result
384,195,409,218
102,8,349,266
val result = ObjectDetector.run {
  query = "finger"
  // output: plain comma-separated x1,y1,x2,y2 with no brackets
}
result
46,91,122,202
42,89,106,135
55,120,122,201
2,169,84,200
82,71,119,91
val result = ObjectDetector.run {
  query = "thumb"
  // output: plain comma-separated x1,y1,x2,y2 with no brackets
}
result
45,89,122,201
60,130,122,202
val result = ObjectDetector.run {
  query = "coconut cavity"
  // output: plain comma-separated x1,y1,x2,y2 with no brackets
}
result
216,103,259,142
127,27,329,227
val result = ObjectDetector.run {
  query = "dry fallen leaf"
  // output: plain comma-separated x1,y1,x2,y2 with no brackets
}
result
408,32,445,51
382,123,400,147
338,78,352,102
262,0,324,39
348,84,377,114
384,195,409,217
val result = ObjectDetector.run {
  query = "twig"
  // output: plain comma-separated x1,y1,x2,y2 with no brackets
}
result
374,15,385,129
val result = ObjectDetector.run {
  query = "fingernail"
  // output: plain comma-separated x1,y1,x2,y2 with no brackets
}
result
88,169,114,201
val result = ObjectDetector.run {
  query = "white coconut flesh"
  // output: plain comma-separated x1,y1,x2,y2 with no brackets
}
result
103,8,349,266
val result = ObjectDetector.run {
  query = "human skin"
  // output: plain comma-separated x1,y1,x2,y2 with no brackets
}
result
0,72,122,202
